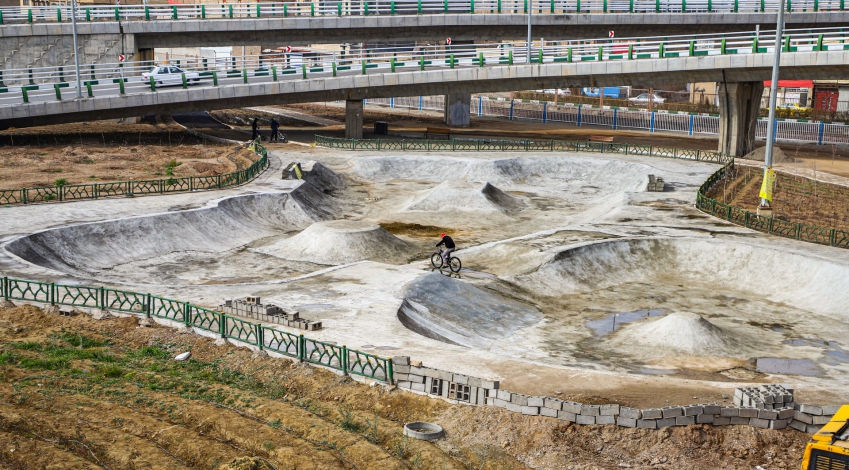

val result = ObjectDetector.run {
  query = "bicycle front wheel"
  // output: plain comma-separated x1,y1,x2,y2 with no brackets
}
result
431,253,444,269
449,257,462,273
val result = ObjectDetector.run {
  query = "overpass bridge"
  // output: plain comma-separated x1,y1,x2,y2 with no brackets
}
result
1,1,849,71
0,28,846,157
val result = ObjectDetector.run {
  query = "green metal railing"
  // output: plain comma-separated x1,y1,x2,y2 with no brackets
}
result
0,139,270,206
0,275,393,382
696,161,849,248
314,135,732,164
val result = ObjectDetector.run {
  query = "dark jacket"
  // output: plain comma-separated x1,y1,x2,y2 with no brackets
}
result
270,119,279,130
436,235,455,249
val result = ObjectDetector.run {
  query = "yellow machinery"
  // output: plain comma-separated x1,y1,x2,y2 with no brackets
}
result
801,405,849,470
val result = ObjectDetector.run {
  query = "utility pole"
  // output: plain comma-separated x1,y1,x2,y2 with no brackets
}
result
526,0,532,64
70,0,82,98
761,0,786,208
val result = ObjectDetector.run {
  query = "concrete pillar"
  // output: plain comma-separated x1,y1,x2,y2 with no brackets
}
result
444,92,471,127
717,81,764,157
345,99,363,139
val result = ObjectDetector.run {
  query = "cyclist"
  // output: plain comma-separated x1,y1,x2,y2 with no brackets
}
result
436,232,455,268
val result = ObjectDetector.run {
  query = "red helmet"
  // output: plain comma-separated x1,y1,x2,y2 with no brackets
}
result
440,233,446,238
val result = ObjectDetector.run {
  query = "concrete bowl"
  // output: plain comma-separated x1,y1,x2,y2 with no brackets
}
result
403,421,444,440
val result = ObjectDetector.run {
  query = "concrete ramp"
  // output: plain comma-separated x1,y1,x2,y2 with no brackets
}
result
397,272,542,349
404,181,522,213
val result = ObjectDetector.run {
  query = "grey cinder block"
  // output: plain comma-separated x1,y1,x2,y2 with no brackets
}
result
777,407,795,420
469,386,478,405
481,380,500,389
770,419,788,430
452,373,469,385
730,417,750,425
799,404,823,415
506,403,523,413
493,398,508,408
467,377,483,388
789,420,807,432
617,417,637,428
713,417,731,426
620,407,641,420
637,419,657,429
561,401,582,414
657,417,676,428
544,398,563,410
749,418,770,429
397,381,412,389
758,409,778,420
794,411,814,424
662,407,683,418
822,405,842,416
521,406,540,416
581,404,600,416
696,414,714,424
576,415,596,425
683,405,703,416
394,373,409,381
641,409,663,420
411,383,425,392
600,404,620,416
806,424,822,434
540,407,559,418
409,366,425,375
557,411,577,422
511,394,528,406
485,397,495,406
813,415,833,425
676,416,695,426
527,397,545,407
703,404,721,415
424,377,433,394
720,407,739,417
596,415,616,425
477,388,486,405
739,407,759,418
408,374,425,384
496,390,511,401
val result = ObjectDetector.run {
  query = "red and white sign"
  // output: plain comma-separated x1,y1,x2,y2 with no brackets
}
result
284,45,292,53
608,30,615,38
446,37,452,45
118,54,126,62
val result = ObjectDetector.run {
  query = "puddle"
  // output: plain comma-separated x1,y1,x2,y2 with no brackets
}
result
783,338,849,366
639,368,676,375
756,358,820,376
360,345,375,349
586,309,668,337
296,303,334,310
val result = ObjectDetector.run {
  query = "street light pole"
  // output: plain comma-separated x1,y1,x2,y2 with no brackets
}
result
70,0,82,98
761,0,786,208
526,0,532,64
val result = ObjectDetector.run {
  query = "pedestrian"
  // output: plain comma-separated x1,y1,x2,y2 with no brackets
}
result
269,118,280,142
251,118,259,141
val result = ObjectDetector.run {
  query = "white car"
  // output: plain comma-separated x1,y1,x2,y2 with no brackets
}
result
141,66,201,87
629,93,665,104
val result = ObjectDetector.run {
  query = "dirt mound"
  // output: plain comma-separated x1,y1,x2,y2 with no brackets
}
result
741,146,794,164
256,220,415,265
397,272,542,349
404,181,522,213
612,312,733,355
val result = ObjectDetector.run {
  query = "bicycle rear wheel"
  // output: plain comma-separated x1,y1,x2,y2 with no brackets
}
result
430,253,444,269
449,257,462,273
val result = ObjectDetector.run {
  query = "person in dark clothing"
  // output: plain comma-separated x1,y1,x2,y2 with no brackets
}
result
251,118,259,141
436,232,456,267
269,118,280,142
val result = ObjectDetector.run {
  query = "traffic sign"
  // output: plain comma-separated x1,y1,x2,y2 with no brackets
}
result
446,37,452,45
284,45,292,53
608,31,615,38
118,54,126,62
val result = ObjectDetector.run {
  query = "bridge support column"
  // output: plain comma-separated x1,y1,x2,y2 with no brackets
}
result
717,81,764,157
444,92,471,127
345,99,363,139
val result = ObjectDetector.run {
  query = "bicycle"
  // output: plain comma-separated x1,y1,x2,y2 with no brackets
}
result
431,251,462,273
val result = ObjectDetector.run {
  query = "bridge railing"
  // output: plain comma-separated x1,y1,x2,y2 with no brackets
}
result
0,26,843,91
0,0,845,24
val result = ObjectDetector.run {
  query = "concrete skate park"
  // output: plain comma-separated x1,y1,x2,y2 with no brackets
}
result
3,141,848,406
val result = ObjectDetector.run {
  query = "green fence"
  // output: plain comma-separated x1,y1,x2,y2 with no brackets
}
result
696,161,849,249
0,139,270,206
0,275,393,383
314,135,731,164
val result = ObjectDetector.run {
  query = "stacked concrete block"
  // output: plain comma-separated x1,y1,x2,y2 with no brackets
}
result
647,174,665,192
391,358,499,407
219,297,322,331
791,403,839,434
734,384,794,410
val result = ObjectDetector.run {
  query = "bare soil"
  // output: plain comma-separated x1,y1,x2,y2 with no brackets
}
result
0,304,812,470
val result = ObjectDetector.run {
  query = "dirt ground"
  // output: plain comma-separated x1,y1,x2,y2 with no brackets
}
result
0,304,813,470
0,120,258,189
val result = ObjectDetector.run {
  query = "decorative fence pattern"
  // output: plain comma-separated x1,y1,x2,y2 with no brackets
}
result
366,95,849,146
696,161,849,248
0,276,393,382
0,140,269,206
315,134,732,164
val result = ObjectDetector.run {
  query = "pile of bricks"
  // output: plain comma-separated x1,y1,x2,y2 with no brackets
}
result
218,296,321,331
392,356,499,405
647,174,665,192
389,358,841,434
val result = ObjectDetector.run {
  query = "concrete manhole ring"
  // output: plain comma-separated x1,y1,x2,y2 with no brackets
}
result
403,421,444,440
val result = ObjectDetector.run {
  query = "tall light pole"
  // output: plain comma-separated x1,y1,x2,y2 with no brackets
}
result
70,0,82,98
761,0,786,208
526,0,532,64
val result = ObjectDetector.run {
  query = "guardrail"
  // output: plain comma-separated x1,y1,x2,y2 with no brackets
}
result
0,0,842,24
0,275,393,382
696,161,849,248
0,138,269,206
315,134,732,163
0,26,842,107
366,95,849,145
